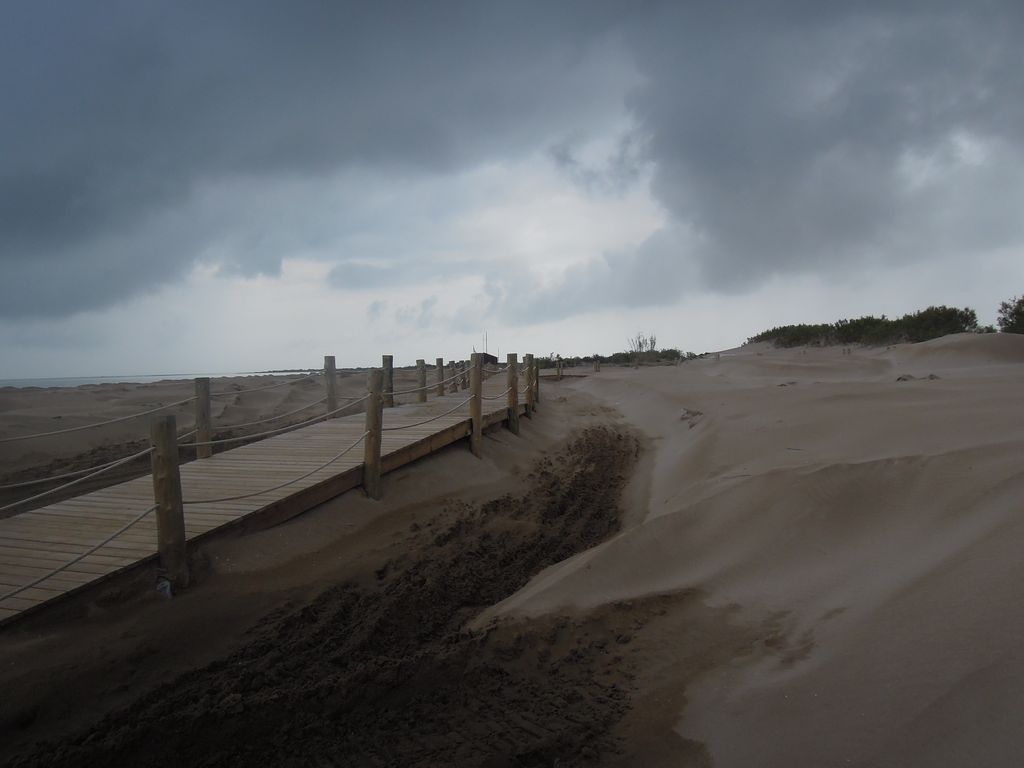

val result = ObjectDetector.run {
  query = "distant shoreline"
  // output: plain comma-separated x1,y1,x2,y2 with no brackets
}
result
0,370,320,389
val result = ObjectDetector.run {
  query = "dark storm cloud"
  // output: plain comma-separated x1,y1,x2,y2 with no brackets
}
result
622,1,1024,288
0,0,627,316
482,0,1024,321
4,1,1024,320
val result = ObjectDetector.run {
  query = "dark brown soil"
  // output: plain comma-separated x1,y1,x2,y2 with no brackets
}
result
9,426,647,767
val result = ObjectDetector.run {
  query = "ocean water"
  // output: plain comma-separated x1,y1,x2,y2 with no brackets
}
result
0,372,313,389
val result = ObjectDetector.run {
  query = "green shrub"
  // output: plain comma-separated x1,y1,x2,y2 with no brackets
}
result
747,305,979,347
997,295,1024,334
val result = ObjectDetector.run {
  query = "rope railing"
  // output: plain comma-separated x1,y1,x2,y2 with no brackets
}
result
391,370,462,396
178,394,371,449
0,450,152,491
0,352,541,612
219,395,329,431
0,426,194,493
182,431,368,505
0,398,196,444
382,396,474,431
0,446,155,514
210,374,318,397
481,387,513,401
0,503,158,603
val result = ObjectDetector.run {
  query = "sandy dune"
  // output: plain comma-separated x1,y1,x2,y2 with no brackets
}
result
2,334,1023,765
482,333,1024,766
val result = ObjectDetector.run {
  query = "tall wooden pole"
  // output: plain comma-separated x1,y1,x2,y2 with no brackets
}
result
150,415,189,590
534,359,541,405
469,352,483,457
435,357,445,397
382,355,394,408
363,369,384,500
506,353,519,435
324,355,338,417
523,354,534,418
194,377,211,459
449,361,459,394
416,359,427,403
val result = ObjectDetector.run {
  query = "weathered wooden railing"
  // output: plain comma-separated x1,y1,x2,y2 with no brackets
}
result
0,351,541,603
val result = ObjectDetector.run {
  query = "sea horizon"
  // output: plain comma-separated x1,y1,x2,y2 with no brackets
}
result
0,370,320,389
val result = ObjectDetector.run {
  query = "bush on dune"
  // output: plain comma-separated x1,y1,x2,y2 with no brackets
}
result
747,305,981,347
997,295,1024,334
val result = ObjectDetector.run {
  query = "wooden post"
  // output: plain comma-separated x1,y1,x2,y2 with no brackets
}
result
461,360,469,390
363,369,384,500
382,355,394,408
324,355,338,417
523,354,534,418
194,377,211,459
470,352,483,457
436,357,445,397
557,358,563,381
534,359,541,405
416,359,427,403
506,353,520,435
593,358,600,373
150,415,189,590
449,361,459,394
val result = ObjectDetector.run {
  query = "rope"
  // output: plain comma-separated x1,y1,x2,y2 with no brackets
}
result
482,387,513,401
220,395,328,430
183,432,368,505
0,447,155,514
0,398,195,444
0,449,152,490
0,505,157,604
382,396,473,431
210,374,318,397
0,426,195,491
392,370,462,396
178,394,371,448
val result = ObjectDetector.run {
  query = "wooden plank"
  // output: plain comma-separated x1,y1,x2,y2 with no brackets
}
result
0,563,105,580
0,596,43,611
0,546,136,566
0,530,156,551
0,543,150,563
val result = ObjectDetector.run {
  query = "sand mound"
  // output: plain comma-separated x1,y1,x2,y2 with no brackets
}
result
888,331,1024,367
483,349,1024,766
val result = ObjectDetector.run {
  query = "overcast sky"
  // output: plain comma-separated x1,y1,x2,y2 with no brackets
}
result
3,1,1024,377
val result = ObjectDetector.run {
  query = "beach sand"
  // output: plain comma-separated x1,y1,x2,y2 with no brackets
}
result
2,333,1023,765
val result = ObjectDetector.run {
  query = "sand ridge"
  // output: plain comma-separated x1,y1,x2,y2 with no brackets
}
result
1,334,1023,765
486,334,1024,766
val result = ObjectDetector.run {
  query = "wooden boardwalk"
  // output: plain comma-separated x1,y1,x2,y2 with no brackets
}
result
0,378,526,626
